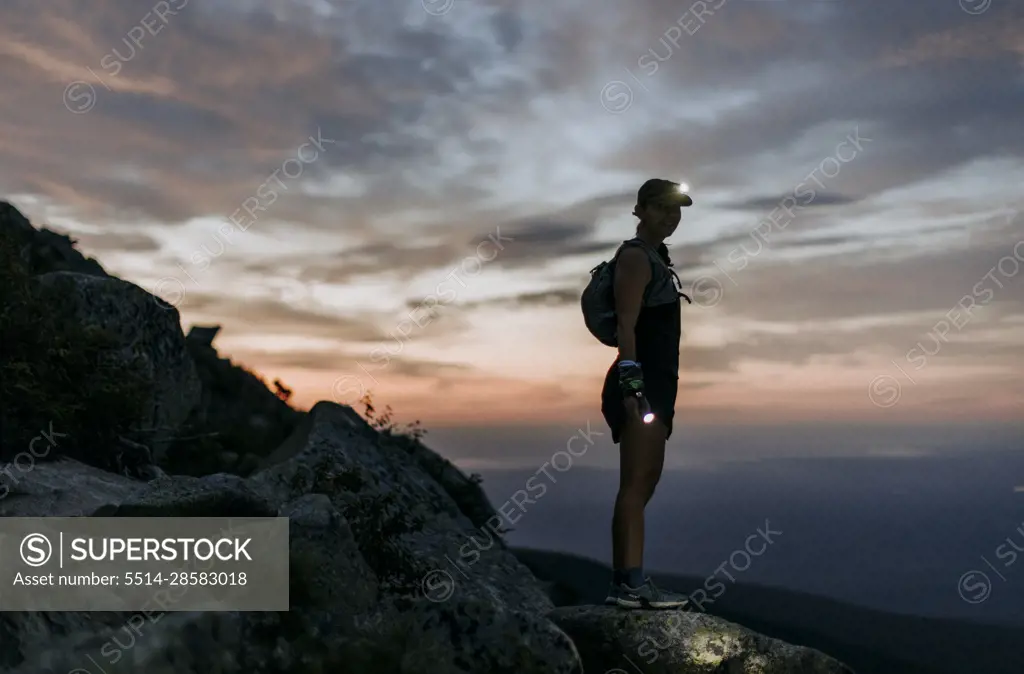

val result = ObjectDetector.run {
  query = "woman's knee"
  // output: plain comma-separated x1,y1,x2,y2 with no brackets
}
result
617,475,647,500
620,467,661,494
643,477,662,504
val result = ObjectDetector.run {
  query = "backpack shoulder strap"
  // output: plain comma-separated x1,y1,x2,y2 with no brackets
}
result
614,239,661,303
618,239,693,305
618,238,665,269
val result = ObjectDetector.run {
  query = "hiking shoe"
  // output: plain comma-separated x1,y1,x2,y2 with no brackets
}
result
604,577,689,609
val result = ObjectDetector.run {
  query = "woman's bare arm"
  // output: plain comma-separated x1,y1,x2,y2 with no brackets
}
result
613,247,651,362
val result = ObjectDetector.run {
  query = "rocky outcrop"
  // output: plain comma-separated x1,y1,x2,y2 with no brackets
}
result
33,271,202,465
0,459,145,517
2,402,583,674
550,606,855,673
0,201,300,478
249,401,554,613
388,430,497,532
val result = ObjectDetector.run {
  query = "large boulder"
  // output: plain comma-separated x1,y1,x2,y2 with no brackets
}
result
250,401,553,612
3,402,584,674
248,400,582,672
549,605,855,673
1,198,302,478
0,458,145,517
32,271,202,465
90,472,278,517
259,401,498,531
388,431,497,532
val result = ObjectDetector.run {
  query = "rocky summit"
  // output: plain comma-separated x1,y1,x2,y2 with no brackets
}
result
0,200,855,673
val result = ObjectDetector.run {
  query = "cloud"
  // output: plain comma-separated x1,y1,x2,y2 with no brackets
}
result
178,292,386,342
703,231,1024,324
721,194,861,212
4,0,1024,425
0,0,519,228
458,286,582,310
599,4,1024,199
72,231,162,252
503,287,581,307
291,241,468,285
223,347,473,378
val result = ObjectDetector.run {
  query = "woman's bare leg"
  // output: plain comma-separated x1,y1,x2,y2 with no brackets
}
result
612,416,667,572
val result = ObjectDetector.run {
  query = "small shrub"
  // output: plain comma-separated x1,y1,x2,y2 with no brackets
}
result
359,392,427,441
273,378,293,403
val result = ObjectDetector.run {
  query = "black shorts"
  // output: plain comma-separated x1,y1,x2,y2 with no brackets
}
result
601,363,678,443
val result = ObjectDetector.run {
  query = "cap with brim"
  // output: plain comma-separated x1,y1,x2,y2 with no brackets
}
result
637,178,693,207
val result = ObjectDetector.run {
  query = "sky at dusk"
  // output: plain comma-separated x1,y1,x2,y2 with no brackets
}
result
2,0,1022,444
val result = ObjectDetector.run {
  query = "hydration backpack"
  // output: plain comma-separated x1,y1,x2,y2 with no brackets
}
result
581,239,691,347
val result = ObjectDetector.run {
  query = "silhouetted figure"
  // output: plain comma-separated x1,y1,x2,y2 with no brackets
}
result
602,179,692,609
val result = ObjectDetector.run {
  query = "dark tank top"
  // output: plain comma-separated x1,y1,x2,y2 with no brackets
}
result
635,298,680,378
620,238,682,377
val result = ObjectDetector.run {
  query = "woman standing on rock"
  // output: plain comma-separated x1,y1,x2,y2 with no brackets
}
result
602,179,692,609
